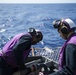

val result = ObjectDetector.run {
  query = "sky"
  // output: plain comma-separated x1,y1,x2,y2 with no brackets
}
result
0,0,76,3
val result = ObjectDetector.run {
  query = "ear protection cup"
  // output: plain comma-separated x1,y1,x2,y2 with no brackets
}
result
28,28,36,36
36,32,41,38
60,26,69,34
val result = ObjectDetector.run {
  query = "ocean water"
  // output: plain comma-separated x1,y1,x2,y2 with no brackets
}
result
0,3,76,61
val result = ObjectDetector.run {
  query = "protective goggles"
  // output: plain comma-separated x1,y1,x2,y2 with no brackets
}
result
53,20,61,28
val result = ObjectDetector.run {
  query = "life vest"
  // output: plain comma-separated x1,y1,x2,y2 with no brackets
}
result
58,33,76,75
0,33,32,68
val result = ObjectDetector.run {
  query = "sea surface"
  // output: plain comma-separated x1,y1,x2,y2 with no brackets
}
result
0,3,76,61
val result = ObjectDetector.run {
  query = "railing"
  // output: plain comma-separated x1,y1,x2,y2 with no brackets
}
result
31,46,61,62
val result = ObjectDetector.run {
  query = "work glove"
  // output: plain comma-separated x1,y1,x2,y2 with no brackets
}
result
29,64,38,72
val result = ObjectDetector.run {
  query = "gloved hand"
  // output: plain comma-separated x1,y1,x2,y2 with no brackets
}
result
29,64,38,72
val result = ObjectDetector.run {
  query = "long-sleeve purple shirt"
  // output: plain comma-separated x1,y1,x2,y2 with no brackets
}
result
0,33,32,68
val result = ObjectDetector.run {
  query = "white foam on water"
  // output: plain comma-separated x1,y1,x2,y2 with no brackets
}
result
0,29,6,32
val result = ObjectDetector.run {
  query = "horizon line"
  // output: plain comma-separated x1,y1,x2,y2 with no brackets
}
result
0,2,76,4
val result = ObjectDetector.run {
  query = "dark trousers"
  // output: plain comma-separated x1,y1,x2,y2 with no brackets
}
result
0,56,15,75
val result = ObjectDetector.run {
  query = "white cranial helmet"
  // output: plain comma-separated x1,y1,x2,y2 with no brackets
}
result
62,18,76,31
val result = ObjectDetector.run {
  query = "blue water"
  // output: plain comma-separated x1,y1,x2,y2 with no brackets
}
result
0,3,76,60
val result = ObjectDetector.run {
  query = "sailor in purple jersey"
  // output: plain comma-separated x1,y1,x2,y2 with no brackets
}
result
0,27,43,75
48,18,76,75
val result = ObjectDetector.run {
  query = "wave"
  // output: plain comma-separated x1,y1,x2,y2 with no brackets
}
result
0,29,6,32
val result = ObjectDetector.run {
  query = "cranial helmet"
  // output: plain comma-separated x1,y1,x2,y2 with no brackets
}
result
62,18,76,30
28,28,43,41
35,29,43,41
28,27,36,36
53,18,76,34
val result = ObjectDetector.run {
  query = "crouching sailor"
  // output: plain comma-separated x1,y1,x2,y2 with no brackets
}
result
0,27,43,75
